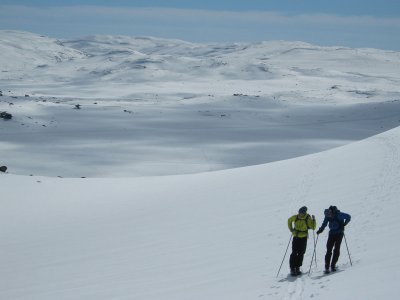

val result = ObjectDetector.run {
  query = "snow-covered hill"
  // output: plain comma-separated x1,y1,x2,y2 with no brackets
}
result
0,30,85,72
1,125,399,299
1,31,400,177
1,30,399,299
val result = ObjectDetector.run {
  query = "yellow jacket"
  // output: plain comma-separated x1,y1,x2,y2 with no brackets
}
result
288,214,316,238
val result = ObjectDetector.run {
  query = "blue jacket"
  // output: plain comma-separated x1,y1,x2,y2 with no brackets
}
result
318,209,351,235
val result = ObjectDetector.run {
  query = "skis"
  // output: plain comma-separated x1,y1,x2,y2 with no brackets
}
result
280,266,345,282
324,268,340,275
290,269,307,277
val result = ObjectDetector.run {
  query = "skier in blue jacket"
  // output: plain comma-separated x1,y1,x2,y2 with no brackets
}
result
317,206,351,273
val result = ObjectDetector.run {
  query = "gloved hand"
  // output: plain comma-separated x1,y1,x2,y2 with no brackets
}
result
316,229,322,235
312,215,315,220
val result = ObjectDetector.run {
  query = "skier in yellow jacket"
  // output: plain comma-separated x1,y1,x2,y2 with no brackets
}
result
288,206,316,276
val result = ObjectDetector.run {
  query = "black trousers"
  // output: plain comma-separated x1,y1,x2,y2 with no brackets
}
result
325,233,344,268
289,237,308,269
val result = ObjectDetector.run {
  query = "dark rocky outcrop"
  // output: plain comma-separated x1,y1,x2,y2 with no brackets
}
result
0,111,12,120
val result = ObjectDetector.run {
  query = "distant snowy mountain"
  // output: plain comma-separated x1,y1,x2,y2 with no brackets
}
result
2,30,400,85
0,30,85,71
1,30,400,177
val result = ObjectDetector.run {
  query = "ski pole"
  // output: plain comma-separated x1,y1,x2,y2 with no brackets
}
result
308,234,319,275
276,234,292,278
312,230,317,268
343,233,353,266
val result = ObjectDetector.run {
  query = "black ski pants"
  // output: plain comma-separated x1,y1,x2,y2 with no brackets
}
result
289,237,307,269
325,233,344,268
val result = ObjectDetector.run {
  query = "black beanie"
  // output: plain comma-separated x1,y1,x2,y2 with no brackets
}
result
299,206,307,214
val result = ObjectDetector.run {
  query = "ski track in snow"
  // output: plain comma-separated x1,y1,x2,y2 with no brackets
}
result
284,276,305,300
378,132,400,202
271,157,321,300
264,275,304,300
356,131,400,252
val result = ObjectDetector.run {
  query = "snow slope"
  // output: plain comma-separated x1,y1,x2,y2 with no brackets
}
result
1,31,400,177
1,30,399,300
1,126,399,299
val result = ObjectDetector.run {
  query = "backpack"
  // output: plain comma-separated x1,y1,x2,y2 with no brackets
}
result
325,210,344,232
295,214,312,232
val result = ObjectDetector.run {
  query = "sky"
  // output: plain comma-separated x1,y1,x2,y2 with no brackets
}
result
0,0,400,50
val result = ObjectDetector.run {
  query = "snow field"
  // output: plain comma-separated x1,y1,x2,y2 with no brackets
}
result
1,126,400,299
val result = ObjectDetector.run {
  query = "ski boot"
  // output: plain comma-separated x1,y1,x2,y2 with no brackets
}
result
324,265,330,274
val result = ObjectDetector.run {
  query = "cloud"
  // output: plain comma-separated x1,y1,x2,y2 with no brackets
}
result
1,5,399,49
2,5,400,25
